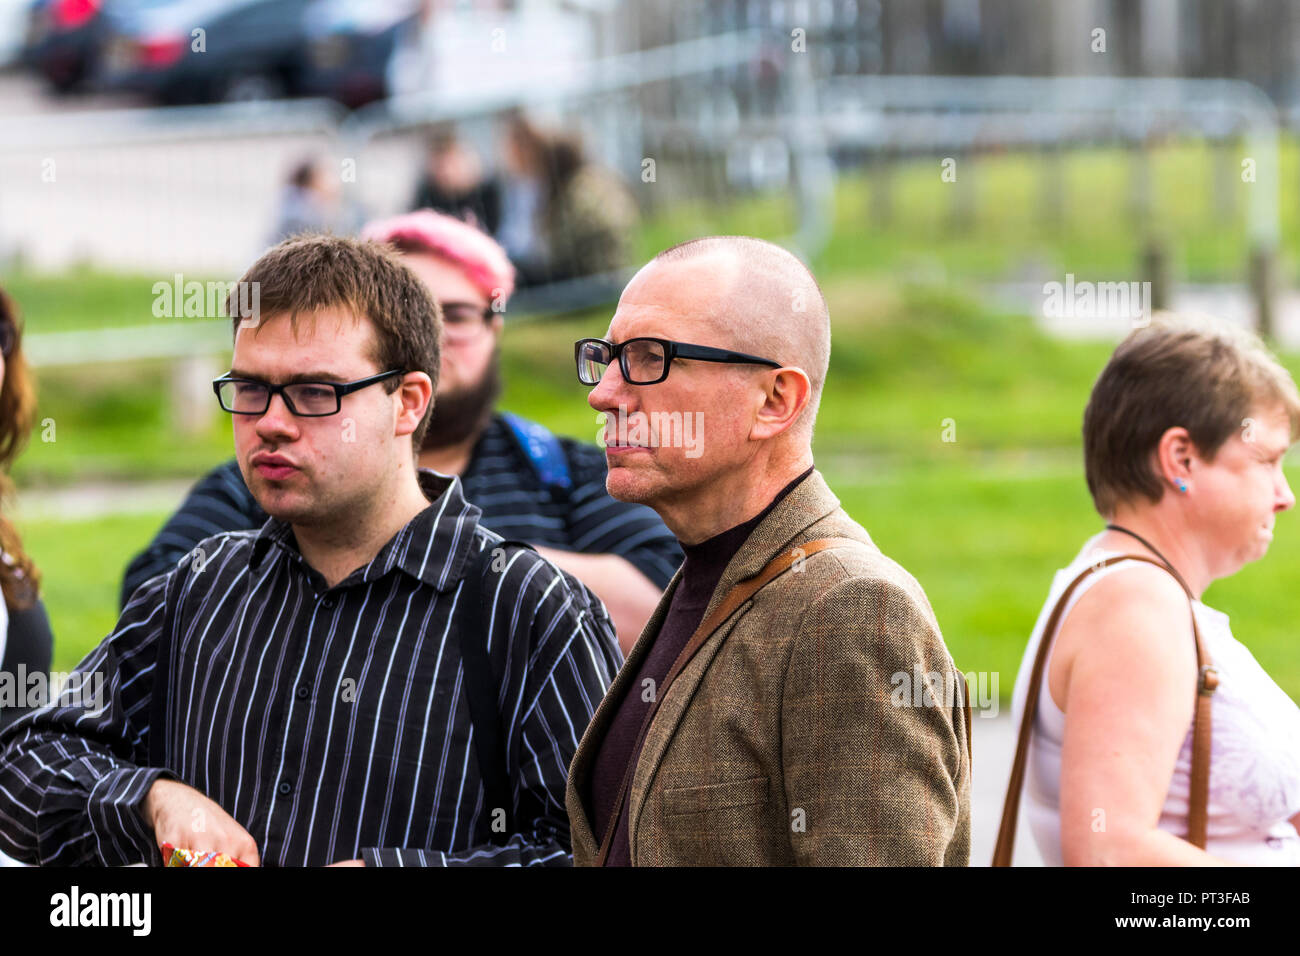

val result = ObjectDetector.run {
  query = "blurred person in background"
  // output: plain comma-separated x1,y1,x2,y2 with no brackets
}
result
496,113,639,288
0,289,54,870
268,156,352,243
384,0,437,98
540,130,638,285
411,125,500,235
1007,316,1300,865
495,112,550,285
121,211,678,652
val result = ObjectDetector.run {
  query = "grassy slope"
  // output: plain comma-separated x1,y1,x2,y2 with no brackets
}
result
8,139,1300,696
14,275,1300,702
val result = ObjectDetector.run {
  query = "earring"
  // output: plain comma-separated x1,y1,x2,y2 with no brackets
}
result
1174,477,1189,493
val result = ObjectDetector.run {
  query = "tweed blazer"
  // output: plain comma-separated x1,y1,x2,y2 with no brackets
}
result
565,469,971,866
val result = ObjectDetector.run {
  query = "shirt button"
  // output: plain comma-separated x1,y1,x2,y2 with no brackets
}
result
295,686,309,700
278,781,293,796
321,597,334,608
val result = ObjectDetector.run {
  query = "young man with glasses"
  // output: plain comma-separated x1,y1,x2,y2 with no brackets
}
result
121,210,678,653
0,235,621,867
564,236,972,866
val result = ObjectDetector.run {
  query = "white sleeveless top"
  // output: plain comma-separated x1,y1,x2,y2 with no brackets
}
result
1010,535,1300,865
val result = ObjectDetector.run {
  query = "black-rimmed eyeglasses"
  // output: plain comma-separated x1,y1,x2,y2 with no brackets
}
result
574,337,782,386
212,370,405,417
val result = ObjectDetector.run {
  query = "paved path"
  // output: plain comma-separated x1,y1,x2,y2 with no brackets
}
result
971,711,1044,866
13,479,191,522
988,279,1300,350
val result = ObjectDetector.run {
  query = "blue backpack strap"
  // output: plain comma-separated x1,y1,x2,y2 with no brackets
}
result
499,411,573,499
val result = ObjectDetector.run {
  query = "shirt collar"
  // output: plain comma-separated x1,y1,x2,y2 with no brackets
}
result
249,469,483,593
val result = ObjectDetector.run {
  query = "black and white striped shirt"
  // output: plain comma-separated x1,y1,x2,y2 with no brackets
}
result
120,414,683,607
0,471,621,867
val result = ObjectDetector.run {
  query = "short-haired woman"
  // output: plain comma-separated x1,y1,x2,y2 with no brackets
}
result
1009,315,1300,865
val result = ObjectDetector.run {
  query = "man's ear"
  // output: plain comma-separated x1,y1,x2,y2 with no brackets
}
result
394,372,434,438
749,367,811,442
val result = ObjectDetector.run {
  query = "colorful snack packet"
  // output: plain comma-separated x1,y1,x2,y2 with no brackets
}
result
161,843,251,867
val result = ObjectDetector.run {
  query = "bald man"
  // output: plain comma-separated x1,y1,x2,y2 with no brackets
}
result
564,236,972,866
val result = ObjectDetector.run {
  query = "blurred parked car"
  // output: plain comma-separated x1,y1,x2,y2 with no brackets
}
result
96,0,313,104
0,0,34,68
298,0,416,108
22,0,115,91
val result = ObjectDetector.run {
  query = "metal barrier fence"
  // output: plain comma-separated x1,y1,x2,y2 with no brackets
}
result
1,98,347,278
2,30,829,285
817,74,1280,250
4,56,1288,428
812,74,1283,335
4,30,831,429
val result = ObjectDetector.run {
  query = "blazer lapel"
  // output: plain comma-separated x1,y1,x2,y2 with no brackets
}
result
566,567,683,860
624,469,845,861
624,609,746,860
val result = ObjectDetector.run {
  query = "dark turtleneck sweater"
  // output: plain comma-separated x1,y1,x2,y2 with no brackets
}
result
588,466,814,866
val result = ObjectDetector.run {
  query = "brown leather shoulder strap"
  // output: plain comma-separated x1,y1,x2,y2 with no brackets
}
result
993,553,1216,865
594,536,860,866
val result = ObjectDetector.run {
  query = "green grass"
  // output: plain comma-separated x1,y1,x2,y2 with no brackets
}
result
3,137,1294,487
634,138,1300,284
492,280,1120,459
12,273,1300,702
21,511,171,673
9,279,1115,487
8,137,1300,699
2,270,185,333
838,461,1300,705
26,458,1300,702
13,358,236,487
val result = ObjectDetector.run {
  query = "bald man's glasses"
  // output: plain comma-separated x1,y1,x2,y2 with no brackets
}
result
575,337,782,386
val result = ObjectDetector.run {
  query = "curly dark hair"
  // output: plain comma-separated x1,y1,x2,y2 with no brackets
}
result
0,286,40,609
